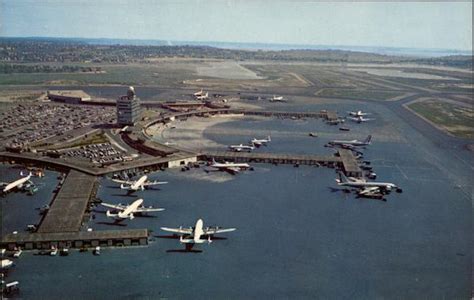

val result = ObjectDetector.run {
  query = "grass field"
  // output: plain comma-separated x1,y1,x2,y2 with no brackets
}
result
409,99,474,139
316,88,405,101
0,63,198,86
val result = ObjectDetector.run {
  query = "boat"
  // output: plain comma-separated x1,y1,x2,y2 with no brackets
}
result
50,246,58,256
339,127,350,131
93,246,101,256
308,132,318,137
60,248,69,256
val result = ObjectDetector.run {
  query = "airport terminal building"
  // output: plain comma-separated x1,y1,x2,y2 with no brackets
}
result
117,86,142,126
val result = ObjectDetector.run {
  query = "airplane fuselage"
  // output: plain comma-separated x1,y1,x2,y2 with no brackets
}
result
3,175,31,193
193,219,205,243
212,162,250,169
130,175,147,191
106,198,144,220
339,181,397,190
330,140,368,146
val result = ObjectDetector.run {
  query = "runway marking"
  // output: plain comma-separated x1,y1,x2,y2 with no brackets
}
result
395,164,409,180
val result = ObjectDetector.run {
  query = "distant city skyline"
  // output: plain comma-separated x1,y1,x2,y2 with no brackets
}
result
0,0,472,51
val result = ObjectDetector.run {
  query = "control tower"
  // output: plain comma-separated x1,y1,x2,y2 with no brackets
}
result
117,86,142,126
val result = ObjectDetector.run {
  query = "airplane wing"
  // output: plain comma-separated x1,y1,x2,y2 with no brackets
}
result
224,167,240,175
111,179,132,185
161,227,193,234
142,180,168,186
204,227,236,235
100,203,126,211
135,207,165,212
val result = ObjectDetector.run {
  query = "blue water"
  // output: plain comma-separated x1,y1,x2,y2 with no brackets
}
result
2,100,472,299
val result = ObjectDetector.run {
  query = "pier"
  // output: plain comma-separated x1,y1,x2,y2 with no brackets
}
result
1,229,149,250
200,151,340,166
200,149,362,176
0,169,150,250
38,170,96,233
337,149,363,177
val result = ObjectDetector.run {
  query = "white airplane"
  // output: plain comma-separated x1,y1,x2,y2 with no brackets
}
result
161,218,236,247
1,172,33,194
112,175,168,192
250,136,271,147
228,144,255,152
347,116,374,123
103,198,164,221
328,135,372,147
208,158,251,174
1,259,14,269
269,95,286,102
347,110,371,117
193,89,209,100
336,172,402,194
195,92,209,101
193,89,205,96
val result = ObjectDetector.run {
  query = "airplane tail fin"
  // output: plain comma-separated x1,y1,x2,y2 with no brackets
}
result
268,136,271,142
211,158,217,165
365,135,372,144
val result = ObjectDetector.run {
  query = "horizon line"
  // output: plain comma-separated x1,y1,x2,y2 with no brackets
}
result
1,35,472,53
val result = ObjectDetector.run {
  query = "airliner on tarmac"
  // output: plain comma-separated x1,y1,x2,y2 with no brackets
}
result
328,135,372,147
1,172,33,194
103,198,164,221
112,175,168,192
208,158,252,174
161,218,236,250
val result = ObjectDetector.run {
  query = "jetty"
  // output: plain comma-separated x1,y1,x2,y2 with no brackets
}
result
38,170,95,233
200,149,362,177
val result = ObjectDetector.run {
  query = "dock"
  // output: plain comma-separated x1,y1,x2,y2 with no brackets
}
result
337,149,363,177
0,169,150,250
37,170,96,233
201,149,362,176
1,229,149,250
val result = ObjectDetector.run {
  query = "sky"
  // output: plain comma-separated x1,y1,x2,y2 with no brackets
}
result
0,0,472,51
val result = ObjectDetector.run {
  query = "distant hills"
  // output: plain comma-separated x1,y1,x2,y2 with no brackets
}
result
6,36,471,58
0,36,472,69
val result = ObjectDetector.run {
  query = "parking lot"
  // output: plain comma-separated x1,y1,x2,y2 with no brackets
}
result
0,102,115,150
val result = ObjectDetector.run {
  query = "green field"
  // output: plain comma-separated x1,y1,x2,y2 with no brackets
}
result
409,100,474,139
0,63,197,86
317,88,405,101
